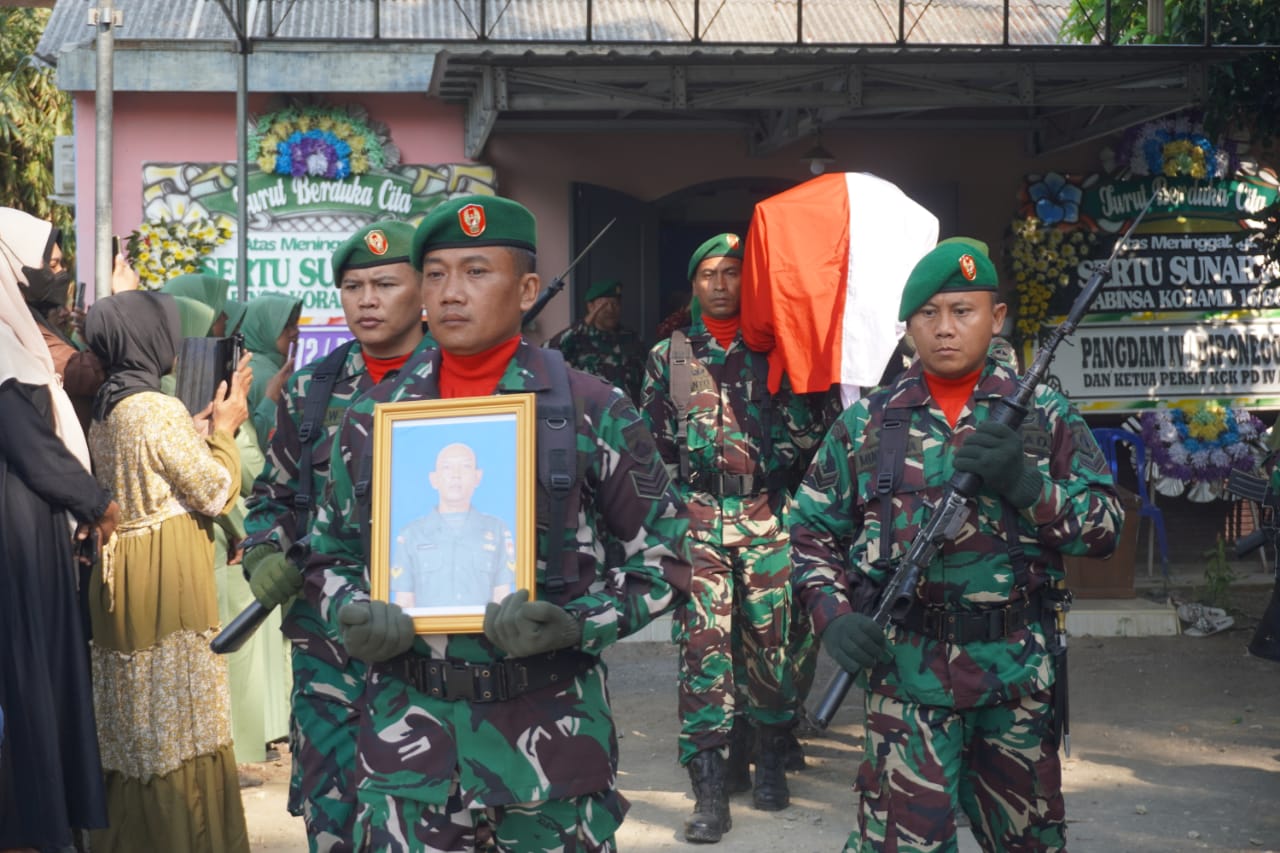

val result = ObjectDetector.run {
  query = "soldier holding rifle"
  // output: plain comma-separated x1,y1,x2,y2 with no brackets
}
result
790,240,1122,851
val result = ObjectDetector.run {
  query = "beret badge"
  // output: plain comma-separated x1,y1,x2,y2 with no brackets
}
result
959,254,978,281
365,229,388,256
458,203,487,238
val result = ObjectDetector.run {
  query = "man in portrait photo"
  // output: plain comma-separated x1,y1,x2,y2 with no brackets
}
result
390,442,517,611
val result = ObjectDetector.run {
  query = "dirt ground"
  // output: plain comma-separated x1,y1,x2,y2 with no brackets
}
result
245,580,1280,852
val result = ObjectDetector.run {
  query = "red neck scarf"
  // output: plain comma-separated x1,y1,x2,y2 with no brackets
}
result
924,367,983,428
363,351,412,385
702,313,741,349
439,335,521,399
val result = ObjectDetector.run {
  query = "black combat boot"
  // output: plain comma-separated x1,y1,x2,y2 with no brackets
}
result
725,718,753,794
782,724,806,772
685,749,732,843
752,725,791,811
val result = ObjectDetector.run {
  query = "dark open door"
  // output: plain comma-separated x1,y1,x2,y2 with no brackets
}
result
570,183,661,345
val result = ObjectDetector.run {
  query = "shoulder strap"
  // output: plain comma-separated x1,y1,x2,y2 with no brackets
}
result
749,350,774,480
294,339,357,532
536,348,579,596
873,409,911,572
670,330,693,481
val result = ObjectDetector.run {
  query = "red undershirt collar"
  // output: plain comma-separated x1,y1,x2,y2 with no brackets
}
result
923,367,983,428
439,335,521,399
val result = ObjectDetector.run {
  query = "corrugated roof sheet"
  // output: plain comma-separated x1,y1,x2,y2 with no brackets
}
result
37,0,1079,61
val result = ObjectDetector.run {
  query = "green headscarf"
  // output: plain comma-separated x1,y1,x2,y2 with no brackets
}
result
240,293,302,363
161,273,231,323
173,295,216,339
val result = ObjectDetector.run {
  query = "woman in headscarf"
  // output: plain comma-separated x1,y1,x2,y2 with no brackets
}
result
239,291,301,451
84,291,252,853
1,209,107,429
161,272,232,336
0,207,120,853
168,294,281,780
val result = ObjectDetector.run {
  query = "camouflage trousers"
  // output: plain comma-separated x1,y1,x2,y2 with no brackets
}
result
848,688,1065,853
285,619,367,853
355,781,627,852
675,532,794,765
785,595,819,712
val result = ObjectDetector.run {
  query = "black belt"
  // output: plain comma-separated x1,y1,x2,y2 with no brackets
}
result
688,470,761,497
390,650,595,703
898,594,1044,644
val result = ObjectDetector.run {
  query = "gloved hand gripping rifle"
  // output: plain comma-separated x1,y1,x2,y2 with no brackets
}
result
811,192,1159,734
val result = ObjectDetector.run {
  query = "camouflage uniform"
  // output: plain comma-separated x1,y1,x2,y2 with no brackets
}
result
305,341,691,852
641,320,820,764
242,333,434,852
390,509,516,607
790,357,1122,852
544,321,646,404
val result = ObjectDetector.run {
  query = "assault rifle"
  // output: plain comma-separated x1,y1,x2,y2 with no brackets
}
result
1223,470,1280,661
522,218,616,326
811,192,1159,740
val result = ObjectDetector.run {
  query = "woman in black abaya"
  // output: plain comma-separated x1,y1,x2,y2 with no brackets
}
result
0,208,120,853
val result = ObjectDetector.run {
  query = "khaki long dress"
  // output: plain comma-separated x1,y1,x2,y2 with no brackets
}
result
87,391,249,853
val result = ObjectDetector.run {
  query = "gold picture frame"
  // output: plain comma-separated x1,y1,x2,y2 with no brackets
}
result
369,394,537,634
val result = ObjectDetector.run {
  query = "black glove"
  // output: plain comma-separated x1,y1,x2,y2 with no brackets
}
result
244,546,303,610
953,420,1043,508
822,612,891,674
338,601,415,662
483,590,581,658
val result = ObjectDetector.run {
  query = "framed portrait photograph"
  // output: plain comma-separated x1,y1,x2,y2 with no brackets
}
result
369,394,538,634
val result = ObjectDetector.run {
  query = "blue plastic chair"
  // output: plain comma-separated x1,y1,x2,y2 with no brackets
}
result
1091,428,1170,577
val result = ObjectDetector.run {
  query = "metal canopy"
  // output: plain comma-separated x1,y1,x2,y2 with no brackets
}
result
37,0,1268,159
432,45,1223,158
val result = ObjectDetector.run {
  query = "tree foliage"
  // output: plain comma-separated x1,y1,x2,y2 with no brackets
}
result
0,8,74,256
1060,0,1280,142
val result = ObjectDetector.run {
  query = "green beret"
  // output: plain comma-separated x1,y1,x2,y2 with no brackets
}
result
687,233,744,281
898,239,999,322
411,195,536,268
936,235,990,258
331,221,416,285
584,279,621,302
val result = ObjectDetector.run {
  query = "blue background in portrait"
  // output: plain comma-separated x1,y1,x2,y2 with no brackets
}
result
387,414,518,548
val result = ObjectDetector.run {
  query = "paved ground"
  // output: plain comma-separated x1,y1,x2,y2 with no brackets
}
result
245,577,1280,852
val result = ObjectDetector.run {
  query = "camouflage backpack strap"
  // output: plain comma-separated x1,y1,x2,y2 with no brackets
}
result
873,406,912,577
748,348,776,489
670,329,693,481
536,347,580,597
294,339,357,533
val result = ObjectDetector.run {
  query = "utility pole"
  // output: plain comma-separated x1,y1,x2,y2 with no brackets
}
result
91,0,120,298
235,0,249,301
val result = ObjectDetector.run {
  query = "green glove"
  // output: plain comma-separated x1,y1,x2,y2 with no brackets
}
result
822,612,891,674
483,589,581,658
338,601,415,662
245,547,303,610
953,420,1043,508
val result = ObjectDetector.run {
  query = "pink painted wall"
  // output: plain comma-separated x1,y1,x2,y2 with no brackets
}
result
72,87,1106,337
73,91,467,288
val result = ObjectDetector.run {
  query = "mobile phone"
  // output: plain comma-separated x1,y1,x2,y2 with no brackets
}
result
111,234,122,258
74,280,86,312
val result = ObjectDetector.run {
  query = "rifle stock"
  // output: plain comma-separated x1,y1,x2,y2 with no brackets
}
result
812,193,1157,729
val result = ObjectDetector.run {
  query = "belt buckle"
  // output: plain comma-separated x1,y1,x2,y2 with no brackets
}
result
504,659,529,697
444,662,474,700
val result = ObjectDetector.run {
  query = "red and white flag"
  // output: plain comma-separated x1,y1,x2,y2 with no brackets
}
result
741,172,938,397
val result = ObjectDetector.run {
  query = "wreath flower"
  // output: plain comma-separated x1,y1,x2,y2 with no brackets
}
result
126,208,234,289
248,103,399,178
1113,114,1239,181
1008,214,1095,342
1139,402,1266,500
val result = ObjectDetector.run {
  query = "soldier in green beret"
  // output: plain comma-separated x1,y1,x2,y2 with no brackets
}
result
641,233,824,842
790,239,1122,851
301,195,692,851
239,219,435,851
543,278,646,404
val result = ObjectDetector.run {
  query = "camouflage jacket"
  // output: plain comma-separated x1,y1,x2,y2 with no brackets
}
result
790,358,1122,710
640,322,822,546
544,320,646,404
242,332,436,657
304,340,691,807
